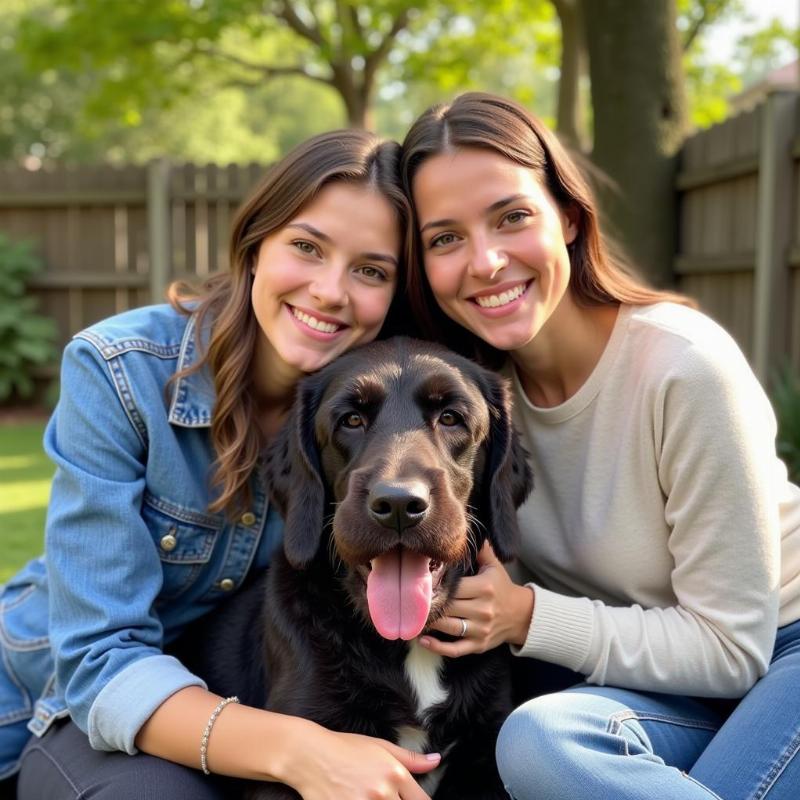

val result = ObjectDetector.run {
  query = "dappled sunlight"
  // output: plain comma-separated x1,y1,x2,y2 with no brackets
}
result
0,454,39,471
0,478,52,514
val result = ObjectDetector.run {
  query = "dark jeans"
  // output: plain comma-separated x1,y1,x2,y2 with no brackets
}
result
14,719,246,800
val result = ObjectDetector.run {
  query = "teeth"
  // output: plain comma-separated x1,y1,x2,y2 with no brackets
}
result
475,283,526,308
292,307,341,333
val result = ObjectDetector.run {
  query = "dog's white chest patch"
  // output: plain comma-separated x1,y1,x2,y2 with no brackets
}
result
397,725,449,797
404,641,448,719
396,643,450,795
396,724,429,752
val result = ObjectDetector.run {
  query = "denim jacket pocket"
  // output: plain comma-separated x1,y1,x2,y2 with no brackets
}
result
0,569,54,726
141,493,221,600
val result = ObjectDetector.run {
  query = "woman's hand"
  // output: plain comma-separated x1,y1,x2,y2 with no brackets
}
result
419,542,534,657
282,724,440,800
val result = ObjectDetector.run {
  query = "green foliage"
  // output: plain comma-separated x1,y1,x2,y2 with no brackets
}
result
3,0,345,164
684,60,742,128
15,0,421,128
678,0,798,130
0,235,57,401
734,19,798,85
3,0,798,161
772,366,800,485
10,0,561,158
0,0,105,163
676,0,743,50
380,0,557,133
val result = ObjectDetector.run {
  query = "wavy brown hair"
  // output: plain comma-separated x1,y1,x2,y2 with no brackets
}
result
400,92,693,366
169,129,411,515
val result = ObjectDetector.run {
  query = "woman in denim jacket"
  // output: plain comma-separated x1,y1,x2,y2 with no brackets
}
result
0,130,440,799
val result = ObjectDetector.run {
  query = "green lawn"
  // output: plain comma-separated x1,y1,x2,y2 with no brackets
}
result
0,421,51,582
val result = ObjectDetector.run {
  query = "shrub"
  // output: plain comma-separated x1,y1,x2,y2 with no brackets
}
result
771,365,800,485
0,233,57,401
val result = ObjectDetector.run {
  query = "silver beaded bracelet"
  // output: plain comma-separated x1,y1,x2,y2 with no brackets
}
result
200,695,240,775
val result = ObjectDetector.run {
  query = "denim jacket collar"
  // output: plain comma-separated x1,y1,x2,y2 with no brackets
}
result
168,311,215,428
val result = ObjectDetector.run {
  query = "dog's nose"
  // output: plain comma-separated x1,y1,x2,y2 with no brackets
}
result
368,481,430,532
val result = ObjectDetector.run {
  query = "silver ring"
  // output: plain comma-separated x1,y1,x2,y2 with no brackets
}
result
458,618,468,638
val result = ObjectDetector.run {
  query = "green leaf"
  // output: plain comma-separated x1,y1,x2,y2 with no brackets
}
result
771,364,800,485
0,231,55,402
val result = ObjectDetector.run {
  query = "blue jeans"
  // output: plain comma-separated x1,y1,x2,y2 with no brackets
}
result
497,619,800,799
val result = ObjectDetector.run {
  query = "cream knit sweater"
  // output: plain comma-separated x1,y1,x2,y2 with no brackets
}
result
507,302,800,698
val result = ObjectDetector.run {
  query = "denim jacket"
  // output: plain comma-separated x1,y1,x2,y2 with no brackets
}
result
0,304,284,779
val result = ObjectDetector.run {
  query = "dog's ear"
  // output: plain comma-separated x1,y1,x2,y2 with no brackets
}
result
265,374,326,569
474,368,533,563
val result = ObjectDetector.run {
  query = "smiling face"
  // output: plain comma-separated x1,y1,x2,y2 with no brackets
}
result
412,147,578,353
251,181,400,378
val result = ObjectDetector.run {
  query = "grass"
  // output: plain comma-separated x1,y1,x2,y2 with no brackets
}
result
0,420,51,583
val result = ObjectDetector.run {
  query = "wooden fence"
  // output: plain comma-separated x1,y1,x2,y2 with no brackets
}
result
675,90,800,383
2,90,800,385
0,160,269,363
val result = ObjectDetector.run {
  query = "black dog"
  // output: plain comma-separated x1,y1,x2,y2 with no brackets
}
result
243,337,532,799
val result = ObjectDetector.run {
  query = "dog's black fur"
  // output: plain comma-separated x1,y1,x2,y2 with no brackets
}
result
244,337,532,799
176,337,532,799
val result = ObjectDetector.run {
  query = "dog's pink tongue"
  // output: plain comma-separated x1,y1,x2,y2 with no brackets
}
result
366,548,432,641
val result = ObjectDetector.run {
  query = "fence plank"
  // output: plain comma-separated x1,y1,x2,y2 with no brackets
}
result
147,159,171,305
753,92,797,383
675,95,800,375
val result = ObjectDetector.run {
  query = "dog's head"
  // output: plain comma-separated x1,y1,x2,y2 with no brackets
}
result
265,337,532,641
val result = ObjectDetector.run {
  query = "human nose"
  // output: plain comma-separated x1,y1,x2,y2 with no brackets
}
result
467,234,508,280
309,265,348,308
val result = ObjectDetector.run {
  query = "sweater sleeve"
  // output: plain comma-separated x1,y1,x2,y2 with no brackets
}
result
513,340,782,698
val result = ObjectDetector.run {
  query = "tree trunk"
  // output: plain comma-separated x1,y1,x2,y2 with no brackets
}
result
342,89,370,129
583,0,689,288
552,0,589,150
330,63,370,129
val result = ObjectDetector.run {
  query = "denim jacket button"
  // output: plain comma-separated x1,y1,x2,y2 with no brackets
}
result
160,531,178,552
240,512,256,527
219,578,235,592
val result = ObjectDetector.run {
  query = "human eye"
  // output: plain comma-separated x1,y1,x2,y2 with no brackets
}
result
291,239,320,257
356,265,389,282
429,232,460,249
501,209,531,226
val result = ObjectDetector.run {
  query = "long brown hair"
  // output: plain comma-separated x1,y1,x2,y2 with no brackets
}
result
400,92,692,365
170,129,411,515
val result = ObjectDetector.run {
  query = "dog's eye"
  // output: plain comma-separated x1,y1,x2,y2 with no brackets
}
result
340,412,364,429
438,410,462,427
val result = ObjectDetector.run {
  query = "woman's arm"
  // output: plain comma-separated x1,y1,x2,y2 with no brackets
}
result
44,336,208,750
135,686,439,798
520,344,782,697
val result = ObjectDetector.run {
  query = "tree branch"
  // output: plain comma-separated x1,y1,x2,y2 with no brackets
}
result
347,3,364,41
224,67,333,89
195,44,333,86
274,1,328,49
681,0,730,53
363,8,411,86
682,12,708,51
